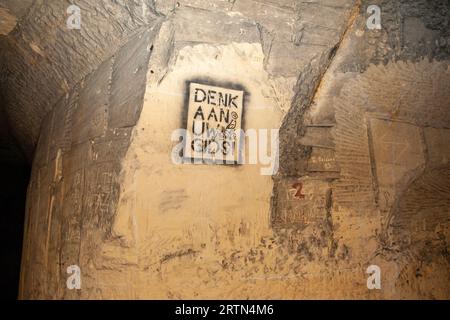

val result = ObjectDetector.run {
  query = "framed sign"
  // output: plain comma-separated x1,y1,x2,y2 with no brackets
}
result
184,82,244,164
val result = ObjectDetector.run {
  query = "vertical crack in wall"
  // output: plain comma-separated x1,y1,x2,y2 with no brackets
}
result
256,23,274,72
271,1,361,244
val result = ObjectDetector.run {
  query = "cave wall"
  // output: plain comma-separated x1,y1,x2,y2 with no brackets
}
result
19,28,157,299
0,0,161,158
13,0,450,299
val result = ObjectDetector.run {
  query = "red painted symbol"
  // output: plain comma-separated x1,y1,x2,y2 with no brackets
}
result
292,183,305,199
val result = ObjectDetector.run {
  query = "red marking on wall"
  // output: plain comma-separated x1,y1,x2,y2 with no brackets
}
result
292,183,305,199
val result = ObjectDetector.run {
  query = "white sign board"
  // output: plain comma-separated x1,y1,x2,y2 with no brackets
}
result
184,82,244,163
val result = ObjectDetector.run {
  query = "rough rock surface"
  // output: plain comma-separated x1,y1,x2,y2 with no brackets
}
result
0,0,161,158
2,0,448,299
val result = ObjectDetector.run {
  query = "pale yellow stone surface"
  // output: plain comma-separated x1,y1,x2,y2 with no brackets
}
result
107,43,296,298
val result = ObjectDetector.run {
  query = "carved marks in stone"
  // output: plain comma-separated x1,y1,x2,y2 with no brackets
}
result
272,178,331,228
307,148,340,174
109,30,155,129
84,162,116,233
21,29,154,298
72,59,111,144
2,0,161,156
368,118,426,211
388,167,450,248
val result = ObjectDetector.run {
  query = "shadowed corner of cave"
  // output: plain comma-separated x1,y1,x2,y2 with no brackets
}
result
0,93,30,300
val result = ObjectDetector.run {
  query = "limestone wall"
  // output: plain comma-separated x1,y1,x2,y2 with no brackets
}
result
18,0,449,299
